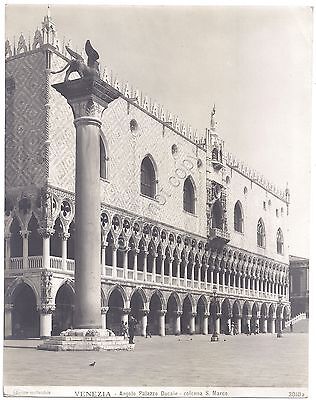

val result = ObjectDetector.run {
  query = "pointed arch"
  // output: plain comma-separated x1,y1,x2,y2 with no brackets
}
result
276,228,284,255
130,286,148,306
150,289,166,310
107,284,128,307
234,201,244,233
211,200,223,229
257,218,266,248
167,291,181,311
140,155,157,198
183,176,196,214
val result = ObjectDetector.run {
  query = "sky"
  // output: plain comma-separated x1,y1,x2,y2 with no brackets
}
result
4,3,313,258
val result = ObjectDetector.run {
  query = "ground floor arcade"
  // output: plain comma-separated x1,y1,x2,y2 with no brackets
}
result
4,276,290,339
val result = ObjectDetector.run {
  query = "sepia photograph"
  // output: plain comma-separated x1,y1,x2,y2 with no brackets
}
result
3,2,312,398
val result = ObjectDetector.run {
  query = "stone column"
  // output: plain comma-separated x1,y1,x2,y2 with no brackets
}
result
20,230,30,269
216,271,219,291
191,264,195,287
236,316,242,334
101,242,106,277
245,315,251,334
215,313,221,334
122,308,131,324
123,248,128,279
39,305,55,338
101,306,109,329
4,234,11,270
227,314,232,334
60,232,70,271
204,266,208,288
159,310,167,336
189,312,196,334
203,312,209,335
175,311,182,335
4,304,13,338
160,255,165,283
38,228,55,270
141,309,149,336
176,259,180,286
143,251,148,282
168,257,173,282
152,253,157,282
184,260,188,287
112,244,118,278
52,78,120,330
262,317,268,333
210,268,214,287
133,249,138,280
198,264,201,289
269,317,276,334
237,274,241,289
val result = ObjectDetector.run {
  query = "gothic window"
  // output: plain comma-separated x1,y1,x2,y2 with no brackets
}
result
277,228,284,255
211,200,223,229
234,201,243,233
100,137,107,179
257,218,266,248
183,176,195,214
140,156,156,198
212,148,218,161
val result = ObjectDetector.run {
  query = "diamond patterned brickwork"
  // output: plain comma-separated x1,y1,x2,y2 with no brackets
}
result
46,50,207,237
100,98,208,237
5,50,48,188
48,52,76,191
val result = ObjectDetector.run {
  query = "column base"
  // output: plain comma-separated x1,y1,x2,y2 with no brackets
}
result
37,329,135,351
210,333,219,342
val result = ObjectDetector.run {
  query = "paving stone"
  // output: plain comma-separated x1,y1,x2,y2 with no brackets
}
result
3,333,308,387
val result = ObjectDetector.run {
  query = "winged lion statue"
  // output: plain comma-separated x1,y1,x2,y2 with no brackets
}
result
51,40,100,81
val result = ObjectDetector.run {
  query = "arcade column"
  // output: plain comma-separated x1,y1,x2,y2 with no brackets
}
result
52,78,120,330
4,303,14,338
39,305,55,338
101,306,109,329
159,310,167,336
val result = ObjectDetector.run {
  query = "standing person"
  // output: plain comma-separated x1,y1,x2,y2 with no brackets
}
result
146,324,152,338
290,322,293,333
128,316,137,344
121,321,128,339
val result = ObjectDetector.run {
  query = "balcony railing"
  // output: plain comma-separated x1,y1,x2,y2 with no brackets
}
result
6,256,283,301
209,228,231,244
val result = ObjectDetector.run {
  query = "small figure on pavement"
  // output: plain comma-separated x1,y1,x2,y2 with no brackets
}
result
290,322,293,333
128,315,137,344
146,324,152,338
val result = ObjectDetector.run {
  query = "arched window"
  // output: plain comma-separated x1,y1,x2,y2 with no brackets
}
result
140,156,156,198
276,228,284,254
100,137,107,179
212,148,218,161
211,200,223,229
234,201,243,233
257,218,266,248
183,177,195,214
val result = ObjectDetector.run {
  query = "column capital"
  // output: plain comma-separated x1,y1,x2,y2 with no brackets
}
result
38,304,56,314
38,227,55,238
190,312,197,318
175,311,183,317
158,310,167,316
5,303,14,311
19,230,30,239
122,308,131,315
59,232,70,241
4,233,12,240
101,306,109,314
204,312,210,317
52,78,120,120
140,309,150,316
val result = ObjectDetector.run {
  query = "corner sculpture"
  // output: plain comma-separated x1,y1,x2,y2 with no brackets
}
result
51,39,100,81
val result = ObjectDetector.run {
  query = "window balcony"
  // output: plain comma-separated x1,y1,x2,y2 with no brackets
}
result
208,227,230,245
211,159,225,170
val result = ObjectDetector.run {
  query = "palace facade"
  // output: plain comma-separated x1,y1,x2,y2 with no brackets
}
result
4,13,291,339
